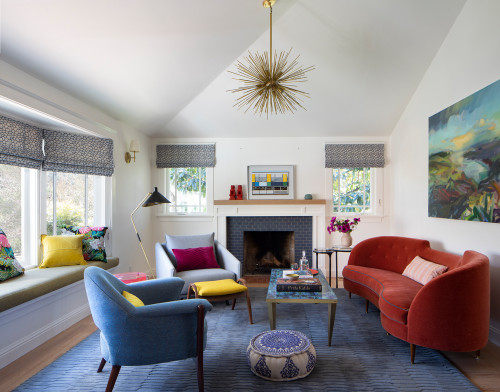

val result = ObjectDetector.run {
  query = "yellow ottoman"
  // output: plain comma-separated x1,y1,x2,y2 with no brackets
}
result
188,278,253,324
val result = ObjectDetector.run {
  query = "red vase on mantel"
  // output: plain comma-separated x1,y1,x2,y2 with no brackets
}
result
237,185,243,200
229,185,236,200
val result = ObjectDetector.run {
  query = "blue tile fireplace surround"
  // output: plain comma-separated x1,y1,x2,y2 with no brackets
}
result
226,216,313,274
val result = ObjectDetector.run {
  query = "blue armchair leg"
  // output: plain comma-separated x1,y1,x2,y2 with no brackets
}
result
197,305,205,392
97,358,106,373
106,365,121,392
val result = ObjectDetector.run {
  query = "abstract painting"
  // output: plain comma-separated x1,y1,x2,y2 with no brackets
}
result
247,165,294,199
429,78,500,223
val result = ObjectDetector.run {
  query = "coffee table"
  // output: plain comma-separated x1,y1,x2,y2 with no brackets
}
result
266,269,338,346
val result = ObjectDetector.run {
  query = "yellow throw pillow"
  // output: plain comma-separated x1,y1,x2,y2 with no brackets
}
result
122,291,145,307
39,235,87,268
194,279,248,296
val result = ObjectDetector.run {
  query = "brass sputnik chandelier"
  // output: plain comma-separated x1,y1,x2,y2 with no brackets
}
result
228,0,314,117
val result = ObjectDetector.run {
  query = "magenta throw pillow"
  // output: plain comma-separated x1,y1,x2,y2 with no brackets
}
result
172,246,220,272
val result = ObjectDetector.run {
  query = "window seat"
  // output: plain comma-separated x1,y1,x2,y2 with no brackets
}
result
0,258,119,313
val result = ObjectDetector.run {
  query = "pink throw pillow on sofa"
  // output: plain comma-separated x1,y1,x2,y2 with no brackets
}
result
402,256,448,285
172,246,220,272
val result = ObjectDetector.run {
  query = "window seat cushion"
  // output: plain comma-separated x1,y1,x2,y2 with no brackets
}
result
0,257,119,313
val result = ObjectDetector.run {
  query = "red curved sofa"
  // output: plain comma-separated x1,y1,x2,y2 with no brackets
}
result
342,236,490,363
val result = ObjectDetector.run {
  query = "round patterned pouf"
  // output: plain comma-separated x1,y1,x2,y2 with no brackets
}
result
247,330,316,381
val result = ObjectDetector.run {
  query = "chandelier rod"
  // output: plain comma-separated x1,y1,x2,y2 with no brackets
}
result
269,2,273,72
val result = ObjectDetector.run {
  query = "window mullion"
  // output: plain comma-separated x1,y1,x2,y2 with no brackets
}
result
198,168,202,212
362,168,367,212
84,175,88,226
174,169,178,213
52,172,57,235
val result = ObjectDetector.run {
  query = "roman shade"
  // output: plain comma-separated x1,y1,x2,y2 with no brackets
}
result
0,114,114,176
325,144,385,168
42,130,114,176
156,144,216,168
0,115,44,169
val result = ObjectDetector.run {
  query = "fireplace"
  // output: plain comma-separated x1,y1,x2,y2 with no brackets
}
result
243,231,294,275
226,216,313,275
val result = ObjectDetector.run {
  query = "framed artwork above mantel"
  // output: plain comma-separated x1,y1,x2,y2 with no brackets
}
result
247,165,294,200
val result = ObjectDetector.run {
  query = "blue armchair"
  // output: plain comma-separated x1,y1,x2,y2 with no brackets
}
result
84,266,212,392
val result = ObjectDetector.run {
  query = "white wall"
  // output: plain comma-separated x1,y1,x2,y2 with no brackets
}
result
390,0,500,344
0,60,153,274
153,137,392,273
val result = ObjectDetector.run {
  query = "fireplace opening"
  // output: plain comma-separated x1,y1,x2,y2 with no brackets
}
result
243,231,295,275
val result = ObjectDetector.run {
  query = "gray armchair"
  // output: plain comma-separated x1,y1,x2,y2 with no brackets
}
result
155,233,241,296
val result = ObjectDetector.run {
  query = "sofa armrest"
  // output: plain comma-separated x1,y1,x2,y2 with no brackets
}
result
155,242,176,278
407,251,490,351
215,240,241,279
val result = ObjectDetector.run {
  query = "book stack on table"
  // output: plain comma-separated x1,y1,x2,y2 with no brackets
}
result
276,270,322,292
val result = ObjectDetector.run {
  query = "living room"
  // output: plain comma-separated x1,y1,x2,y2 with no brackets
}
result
1,0,500,390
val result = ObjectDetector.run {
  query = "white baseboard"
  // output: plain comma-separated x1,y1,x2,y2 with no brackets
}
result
0,280,91,369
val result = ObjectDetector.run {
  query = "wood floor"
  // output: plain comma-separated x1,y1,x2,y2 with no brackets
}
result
1,278,500,391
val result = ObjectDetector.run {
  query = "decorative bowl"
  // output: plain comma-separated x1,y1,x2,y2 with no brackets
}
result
286,273,299,281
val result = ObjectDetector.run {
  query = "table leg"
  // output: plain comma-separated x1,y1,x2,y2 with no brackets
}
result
335,252,339,288
328,303,337,346
267,302,276,330
328,253,332,287
315,252,319,270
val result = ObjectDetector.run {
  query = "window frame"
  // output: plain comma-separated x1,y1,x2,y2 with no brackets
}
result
158,167,214,218
1,164,111,269
325,167,384,218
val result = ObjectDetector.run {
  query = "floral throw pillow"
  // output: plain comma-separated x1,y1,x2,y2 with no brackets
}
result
0,229,16,259
0,256,24,282
0,229,24,282
61,226,108,262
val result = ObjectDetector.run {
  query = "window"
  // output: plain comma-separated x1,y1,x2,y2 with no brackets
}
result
0,164,108,268
165,167,207,214
332,168,372,213
0,165,23,261
45,172,106,235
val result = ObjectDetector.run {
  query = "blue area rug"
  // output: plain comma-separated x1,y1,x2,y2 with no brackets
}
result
16,288,479,391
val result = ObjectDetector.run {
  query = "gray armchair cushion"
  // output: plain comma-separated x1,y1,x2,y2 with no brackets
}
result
164,232,215,268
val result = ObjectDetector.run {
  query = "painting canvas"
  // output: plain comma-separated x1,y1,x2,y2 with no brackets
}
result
247,165,294,199
429,78,500,223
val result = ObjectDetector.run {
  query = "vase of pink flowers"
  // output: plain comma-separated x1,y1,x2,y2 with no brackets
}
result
327,217,360,247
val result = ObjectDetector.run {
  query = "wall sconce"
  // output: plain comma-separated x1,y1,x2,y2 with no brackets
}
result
125,140,140,163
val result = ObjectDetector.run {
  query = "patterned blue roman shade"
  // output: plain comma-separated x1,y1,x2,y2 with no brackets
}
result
42,130,114,176
0,114,114,176
0,115,44,169
325,144,385,168
156,144,216,168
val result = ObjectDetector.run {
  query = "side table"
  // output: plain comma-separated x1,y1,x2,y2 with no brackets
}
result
312,247,352,288
114,272,147,284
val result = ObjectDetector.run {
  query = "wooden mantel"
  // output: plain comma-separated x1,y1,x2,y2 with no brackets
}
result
214,199,326,205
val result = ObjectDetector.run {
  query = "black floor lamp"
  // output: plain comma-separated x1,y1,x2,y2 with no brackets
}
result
131,187,170,279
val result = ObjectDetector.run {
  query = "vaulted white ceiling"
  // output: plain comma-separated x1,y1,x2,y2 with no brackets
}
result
0,0,466,138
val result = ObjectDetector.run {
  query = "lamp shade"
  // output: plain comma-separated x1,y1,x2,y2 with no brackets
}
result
129,140,141,153
142,187,170,207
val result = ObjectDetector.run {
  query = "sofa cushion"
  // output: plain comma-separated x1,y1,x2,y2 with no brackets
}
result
165,233,215,268
0,228,17,259
173,246,219,272
343,265,422,325
0,255,24,282
402,256,448,285
62,225,108,262
39,235,87,268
